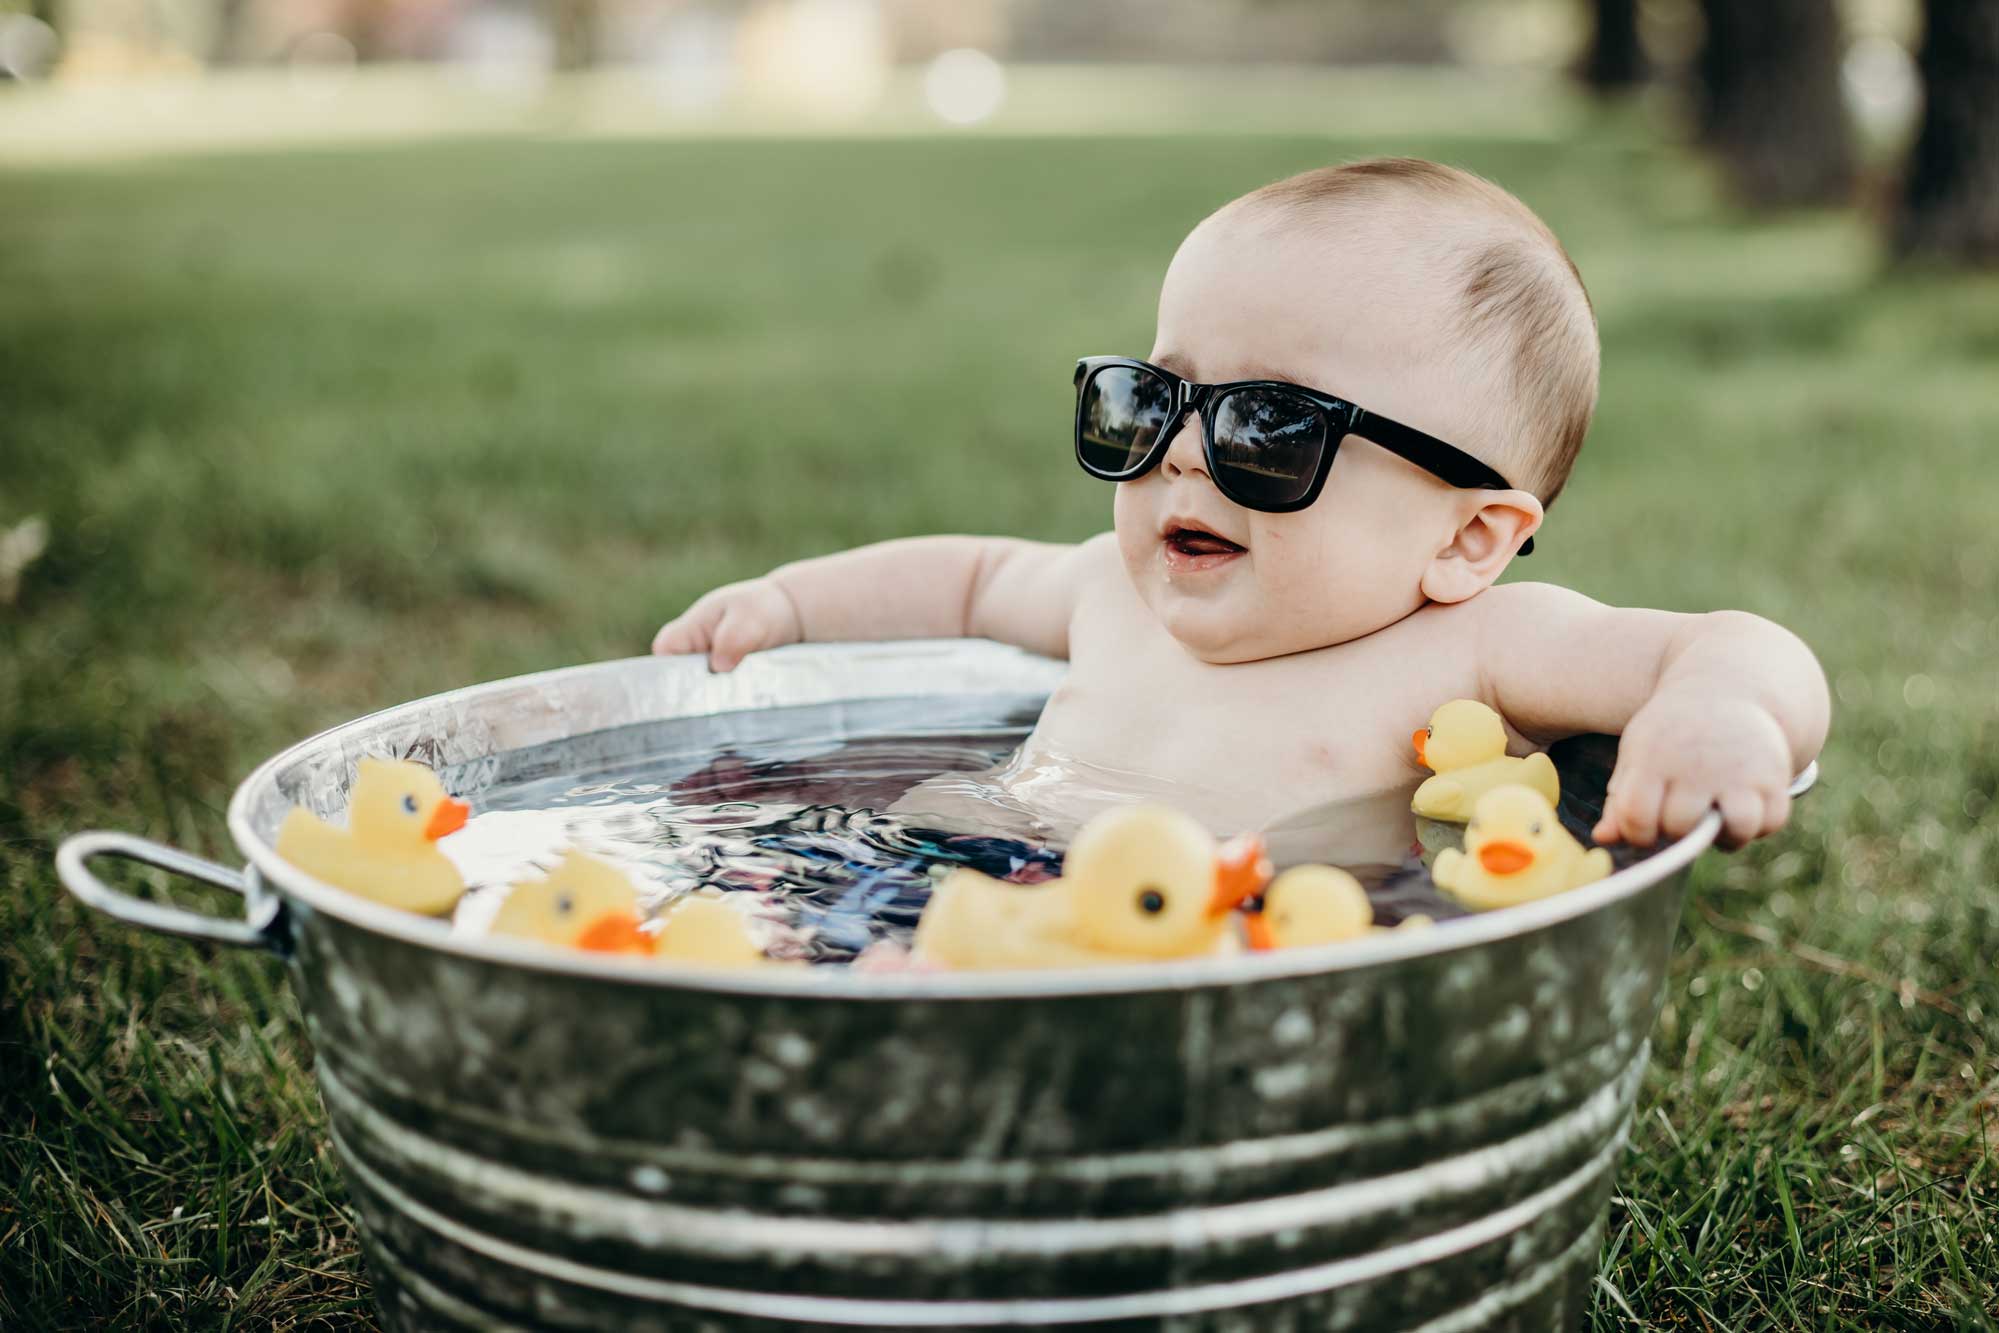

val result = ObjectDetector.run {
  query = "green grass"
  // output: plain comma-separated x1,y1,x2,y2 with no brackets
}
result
3,99,1997,1330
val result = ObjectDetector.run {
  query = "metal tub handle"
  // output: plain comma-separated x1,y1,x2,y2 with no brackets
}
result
56,832,286,952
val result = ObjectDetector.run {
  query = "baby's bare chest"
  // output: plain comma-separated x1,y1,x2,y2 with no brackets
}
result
1023,611,1480,822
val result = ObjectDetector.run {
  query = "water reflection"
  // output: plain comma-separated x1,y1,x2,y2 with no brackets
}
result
443,728,1469,963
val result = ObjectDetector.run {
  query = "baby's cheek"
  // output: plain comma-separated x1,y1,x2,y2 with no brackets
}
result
1254,524,1340,611
1258,531,1420,651
1112,484,1158,552
1110,493,1155,578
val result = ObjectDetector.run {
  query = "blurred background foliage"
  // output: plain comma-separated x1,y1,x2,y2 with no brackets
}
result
1,0,1993,248
2,1,1997,1330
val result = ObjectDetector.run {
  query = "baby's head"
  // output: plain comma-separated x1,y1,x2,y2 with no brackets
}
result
1103,158,1598,662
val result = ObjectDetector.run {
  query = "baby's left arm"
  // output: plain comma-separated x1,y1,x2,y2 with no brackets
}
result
1472,583,1830,849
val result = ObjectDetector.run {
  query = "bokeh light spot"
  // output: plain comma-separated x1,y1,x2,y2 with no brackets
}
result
923,48,1006,127
1842,35,1919,137
0,13,59,81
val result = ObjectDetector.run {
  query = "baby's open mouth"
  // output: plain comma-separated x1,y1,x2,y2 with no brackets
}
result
1160,521,1247,573
1163,525,1246,558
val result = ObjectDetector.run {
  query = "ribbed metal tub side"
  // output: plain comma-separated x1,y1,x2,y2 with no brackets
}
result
282,828,1684,1330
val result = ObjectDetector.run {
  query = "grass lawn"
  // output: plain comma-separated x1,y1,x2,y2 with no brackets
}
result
3,84,1997,1330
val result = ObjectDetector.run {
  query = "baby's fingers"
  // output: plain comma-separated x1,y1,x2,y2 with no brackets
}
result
1717,788,1764,850
708,607,771,673
1595,772,1663,847
1659,782,1712,842
652,606,716,656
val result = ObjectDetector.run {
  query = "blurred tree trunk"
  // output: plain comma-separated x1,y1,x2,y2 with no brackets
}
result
1695,0,1854,207
1895,0,1999,262
1579,0,1646,91
549,0,598,71
344,0,392,61
208,0,254,65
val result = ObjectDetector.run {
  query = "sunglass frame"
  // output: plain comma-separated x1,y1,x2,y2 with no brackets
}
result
1072,355,1535,554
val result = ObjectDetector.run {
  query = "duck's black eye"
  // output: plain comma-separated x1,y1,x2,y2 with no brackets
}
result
1137,888,1166,915
555,893,574,915
1530,821,1543,836
401,794,419,814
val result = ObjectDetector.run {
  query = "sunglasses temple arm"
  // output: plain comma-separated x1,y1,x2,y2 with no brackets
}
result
1349,409,1537,556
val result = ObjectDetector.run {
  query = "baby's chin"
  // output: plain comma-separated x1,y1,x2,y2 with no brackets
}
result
1148,582,1383,664
1148,590,1290,664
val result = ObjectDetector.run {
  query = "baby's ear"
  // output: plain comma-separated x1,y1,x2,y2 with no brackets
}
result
1420,490,1542,604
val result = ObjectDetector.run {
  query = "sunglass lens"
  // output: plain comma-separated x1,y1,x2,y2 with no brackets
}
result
1210,387,1328,507
1078,365,1175,477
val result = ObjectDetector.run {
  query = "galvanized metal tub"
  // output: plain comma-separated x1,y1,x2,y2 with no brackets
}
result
56,641,1769,1331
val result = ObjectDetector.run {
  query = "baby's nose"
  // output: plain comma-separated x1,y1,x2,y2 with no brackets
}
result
1160,416,1208,480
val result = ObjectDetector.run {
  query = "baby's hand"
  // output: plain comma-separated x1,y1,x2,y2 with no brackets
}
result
651,578,803,672
1593,691,1793,850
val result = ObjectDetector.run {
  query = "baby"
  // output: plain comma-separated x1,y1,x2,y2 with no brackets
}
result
653,159,1829,858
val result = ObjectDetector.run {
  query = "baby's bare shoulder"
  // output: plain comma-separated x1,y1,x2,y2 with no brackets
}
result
1061,535,1147,645
1464,581,1686,656
1077,529,1121,567
1368,592,1504,649
1469,580,1595,616
1068,532,1129,597
1449,581,1606,652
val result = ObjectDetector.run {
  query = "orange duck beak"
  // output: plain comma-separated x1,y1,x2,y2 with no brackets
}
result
1412,727,1429,768
1477,840,1534,876
1210,834,1273,917
575,911,657,955
425,797,470,841
1244,911,1279,951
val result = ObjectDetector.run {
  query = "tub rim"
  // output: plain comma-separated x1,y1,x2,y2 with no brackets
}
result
225,644,1729,1001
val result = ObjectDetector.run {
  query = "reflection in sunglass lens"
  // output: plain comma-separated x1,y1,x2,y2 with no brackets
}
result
1210,387,1327,507
1078,366,1175,476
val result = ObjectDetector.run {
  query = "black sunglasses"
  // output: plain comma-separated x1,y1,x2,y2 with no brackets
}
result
1073,356,1534,555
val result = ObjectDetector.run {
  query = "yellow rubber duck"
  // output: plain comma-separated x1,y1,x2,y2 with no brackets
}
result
1243,865,1374,950
489,851,765,967
1242,867,1434,949
1412,699,1559,823
275,757,469,915
653,896,767,967
1431,785,1612,911
913,804,1271,970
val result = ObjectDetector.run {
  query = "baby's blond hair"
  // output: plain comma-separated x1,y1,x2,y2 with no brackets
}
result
1223,159,1599,505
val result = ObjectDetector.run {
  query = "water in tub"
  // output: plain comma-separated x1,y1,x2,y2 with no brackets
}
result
440,721,1621,962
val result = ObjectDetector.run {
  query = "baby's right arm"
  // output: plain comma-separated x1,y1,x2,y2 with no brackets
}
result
652,535,1104,671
